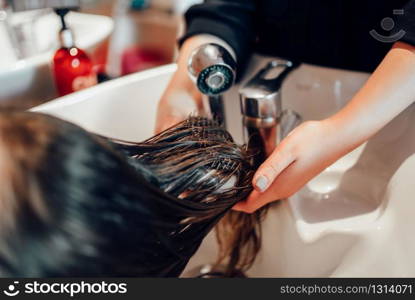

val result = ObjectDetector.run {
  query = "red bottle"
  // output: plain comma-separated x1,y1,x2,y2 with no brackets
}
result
53,14,97,97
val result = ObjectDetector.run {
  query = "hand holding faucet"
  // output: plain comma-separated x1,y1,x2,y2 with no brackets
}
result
154,35,235,133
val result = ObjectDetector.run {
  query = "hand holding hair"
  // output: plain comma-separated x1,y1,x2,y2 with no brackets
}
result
234,42,415,213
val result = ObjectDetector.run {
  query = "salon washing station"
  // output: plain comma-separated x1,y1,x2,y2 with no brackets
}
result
32,57,415,277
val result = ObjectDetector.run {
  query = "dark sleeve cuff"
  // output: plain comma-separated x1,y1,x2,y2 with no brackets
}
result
178,1,256,74
397,0,415,46
178,17,249,65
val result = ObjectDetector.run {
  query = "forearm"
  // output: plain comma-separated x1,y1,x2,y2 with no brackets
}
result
326,42,415,153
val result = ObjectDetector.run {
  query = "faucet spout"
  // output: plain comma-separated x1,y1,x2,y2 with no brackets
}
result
239,60,300,167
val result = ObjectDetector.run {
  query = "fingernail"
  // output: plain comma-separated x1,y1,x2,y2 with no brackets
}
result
255,176,269,192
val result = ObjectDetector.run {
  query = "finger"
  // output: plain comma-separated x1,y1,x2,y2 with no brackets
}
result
154,124,163,134
253,146,295,193
154,122,170,134
154,115,183,134
154,123,169,134
233,189,282,213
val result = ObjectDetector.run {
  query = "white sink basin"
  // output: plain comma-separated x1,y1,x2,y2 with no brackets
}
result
32,61,415,277
0,10,113,108
33,64,175,141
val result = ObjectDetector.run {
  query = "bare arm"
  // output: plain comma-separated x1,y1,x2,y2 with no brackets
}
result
329,42,415,153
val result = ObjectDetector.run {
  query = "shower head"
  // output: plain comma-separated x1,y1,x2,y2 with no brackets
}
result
188,43,236,96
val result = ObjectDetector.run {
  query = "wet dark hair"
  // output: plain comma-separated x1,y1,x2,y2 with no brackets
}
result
0,111,260,277
108,118,267,276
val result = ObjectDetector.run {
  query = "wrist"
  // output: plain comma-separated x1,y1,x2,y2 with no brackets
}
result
323,108,368,155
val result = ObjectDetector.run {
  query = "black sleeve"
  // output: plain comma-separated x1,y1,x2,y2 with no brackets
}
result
398,0,415,45
179,0,257,71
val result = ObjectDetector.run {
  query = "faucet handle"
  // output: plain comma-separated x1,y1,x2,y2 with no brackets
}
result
246,60,299,93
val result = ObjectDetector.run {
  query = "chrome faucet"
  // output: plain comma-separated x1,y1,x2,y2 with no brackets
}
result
0,0,80,60
187,44,301,166
239,60,301,167
8,0,80,11
188,43,236,127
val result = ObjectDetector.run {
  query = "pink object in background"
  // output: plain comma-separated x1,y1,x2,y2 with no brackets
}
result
121,46,167,75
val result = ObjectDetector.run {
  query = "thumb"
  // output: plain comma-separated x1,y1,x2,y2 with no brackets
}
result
233,189,283,213
252,146,295,193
